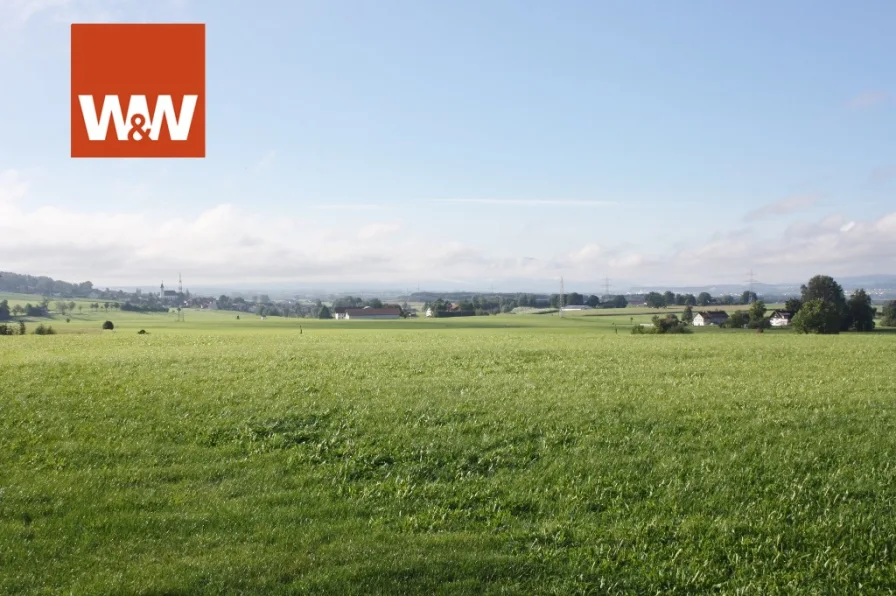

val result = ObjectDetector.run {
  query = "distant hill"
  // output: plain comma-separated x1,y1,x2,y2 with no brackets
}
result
0,271,95,297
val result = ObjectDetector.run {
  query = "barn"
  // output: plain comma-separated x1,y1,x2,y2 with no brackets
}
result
342,307,402,320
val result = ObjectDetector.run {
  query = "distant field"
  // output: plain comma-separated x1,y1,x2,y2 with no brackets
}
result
2,300,896,593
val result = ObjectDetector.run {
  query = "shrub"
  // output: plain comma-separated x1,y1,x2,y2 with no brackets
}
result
33,324,56,335
102,321,114,330
724,311,749,329
138,329,147,334
746,317,771,330
652,314,691,334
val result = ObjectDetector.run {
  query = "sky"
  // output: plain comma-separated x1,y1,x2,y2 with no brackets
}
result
0,0,895,292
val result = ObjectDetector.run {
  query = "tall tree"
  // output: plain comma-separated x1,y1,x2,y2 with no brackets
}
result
748,300,767,321
645,292,665,309
741,290,758,304
846,289,876,332
881,301,896,327
696,292,713,306
800,275,847,330
0,300,10,321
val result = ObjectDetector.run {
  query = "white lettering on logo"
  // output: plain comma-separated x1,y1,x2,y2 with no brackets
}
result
78,95,198,141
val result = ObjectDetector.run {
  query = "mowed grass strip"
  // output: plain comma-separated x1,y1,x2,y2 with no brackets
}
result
2,325,896,594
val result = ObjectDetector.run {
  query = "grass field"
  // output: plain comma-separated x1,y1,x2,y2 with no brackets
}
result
2,302,896,593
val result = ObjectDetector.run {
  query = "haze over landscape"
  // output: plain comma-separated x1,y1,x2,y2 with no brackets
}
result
1,0,894,290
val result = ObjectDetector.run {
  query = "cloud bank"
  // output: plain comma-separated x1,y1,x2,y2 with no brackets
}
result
2,169,895,290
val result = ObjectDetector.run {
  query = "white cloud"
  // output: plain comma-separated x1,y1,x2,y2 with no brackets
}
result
0,0,190,30
0,169,28,204
0,0,71,25
2,170,896,289
312,204,395,211
428,198,617,207
744,194,818,221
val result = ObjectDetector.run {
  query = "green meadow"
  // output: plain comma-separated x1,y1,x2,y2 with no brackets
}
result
2,301,896,594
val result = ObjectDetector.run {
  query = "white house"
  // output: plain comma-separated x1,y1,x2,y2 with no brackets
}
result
692,310,730,326
769,310,794,327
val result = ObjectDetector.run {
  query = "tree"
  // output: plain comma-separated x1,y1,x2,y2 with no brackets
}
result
748,300,766,322
366,298,383,309
725,311,749,329
645,292,665,309
682,305,694,324
54,301,68,316
697,292,712,306
68,301,76,313
784,298,803,313
317,305,332,319
663,291,675,307
77,304,83,314
741,290,758,304
792,299,840,334
611,295,628,308
846,289,876,332
102,320,114,330
586,295,600,308
684,294,697,306
881,301,896,327
12,304,24,317
0,300,10,321
801,275,847,330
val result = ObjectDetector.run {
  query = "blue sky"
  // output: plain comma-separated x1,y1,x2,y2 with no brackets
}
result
0,0,894,291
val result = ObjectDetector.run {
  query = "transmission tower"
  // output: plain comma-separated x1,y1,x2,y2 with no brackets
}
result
177,273,185,322
559,276,565,317
746,269,757,302
604,276,611,297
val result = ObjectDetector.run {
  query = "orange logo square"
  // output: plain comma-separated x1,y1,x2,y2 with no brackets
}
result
71,24,205,158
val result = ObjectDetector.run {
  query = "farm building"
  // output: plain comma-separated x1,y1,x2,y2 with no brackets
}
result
342,307,402,320
692,310,729,326
333,306,349,320
769,310,794,327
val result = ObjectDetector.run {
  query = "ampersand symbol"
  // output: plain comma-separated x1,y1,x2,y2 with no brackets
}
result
128,114,148,141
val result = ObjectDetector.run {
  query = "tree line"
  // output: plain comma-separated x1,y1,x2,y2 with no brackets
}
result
643,290,760,309
0,272,94,297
